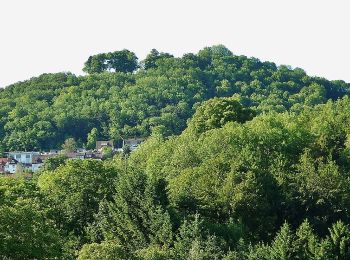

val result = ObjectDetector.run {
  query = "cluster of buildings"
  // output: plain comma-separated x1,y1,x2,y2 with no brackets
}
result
0,152,43,174
0,138,144,175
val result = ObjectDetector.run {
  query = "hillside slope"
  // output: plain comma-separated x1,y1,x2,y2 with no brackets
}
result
0,45,348,151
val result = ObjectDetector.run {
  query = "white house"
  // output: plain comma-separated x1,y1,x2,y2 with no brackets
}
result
31,163,42,172
7,152,40,164
4,159,19,174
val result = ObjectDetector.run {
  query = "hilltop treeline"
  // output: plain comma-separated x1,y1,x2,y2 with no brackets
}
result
0,45,348,151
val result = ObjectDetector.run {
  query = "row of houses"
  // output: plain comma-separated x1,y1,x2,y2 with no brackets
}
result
0,150,107,174
0,138,144,175
0,152,42,174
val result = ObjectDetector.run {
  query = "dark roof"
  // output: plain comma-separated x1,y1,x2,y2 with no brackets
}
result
8,159,18,164
96,140,114,150
32,157,43,164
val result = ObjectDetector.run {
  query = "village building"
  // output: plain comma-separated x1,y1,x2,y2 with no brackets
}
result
6,151,40,164
96,140,114,152
123,137,144,151
1,147,105,175
1,153,45,174
84,151,102,159
49,149,60,154
4,158,19,174
64,152,84,160
31,157,44,172
0,158,11,173
66,151,103,160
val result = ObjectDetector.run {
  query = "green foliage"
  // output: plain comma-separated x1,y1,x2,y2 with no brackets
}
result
0,142,4,157
269,222,294,259
62,137,77,153
41,155,67,171
83,49,138,74
187,96,255,135
293,220,321,259
0,177,64,259
86,127,98,149
294,153,350,233
173,215,224,260
0,199,63,259
102,146,114,159
1,45,349,151
142,49,174,70
93,170,173,251
37,160,117,239
1,46,350,258
0,177,39,206
135,245,171,260
328,221,350,259
77,241,128,260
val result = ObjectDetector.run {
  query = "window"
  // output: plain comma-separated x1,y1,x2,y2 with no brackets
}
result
26,155,30,159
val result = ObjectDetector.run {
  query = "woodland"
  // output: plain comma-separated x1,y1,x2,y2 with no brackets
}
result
1,46,350,259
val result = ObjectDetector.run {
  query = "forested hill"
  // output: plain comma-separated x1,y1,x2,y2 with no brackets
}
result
0,45,349,151
3,46,350,259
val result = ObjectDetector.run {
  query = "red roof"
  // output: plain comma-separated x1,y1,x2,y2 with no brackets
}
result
0,158,11,165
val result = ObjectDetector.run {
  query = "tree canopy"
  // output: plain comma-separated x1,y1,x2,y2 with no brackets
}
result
83,49,138,74
0,45,349,151
1,45,350,258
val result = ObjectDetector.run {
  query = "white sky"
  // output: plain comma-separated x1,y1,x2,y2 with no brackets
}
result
0,0,349,87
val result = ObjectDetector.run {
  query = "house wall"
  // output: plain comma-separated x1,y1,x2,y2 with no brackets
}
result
8,152,40,164
4,164,17,174
31,163,42,172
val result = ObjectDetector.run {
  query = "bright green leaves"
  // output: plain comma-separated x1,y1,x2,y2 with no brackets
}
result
77,241,128,260
86,127,98,149
0,199,63,259
0,177,63,259
37,160,117,238
187,97,255,135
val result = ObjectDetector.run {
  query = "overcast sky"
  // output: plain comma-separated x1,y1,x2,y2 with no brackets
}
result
0,0,349,87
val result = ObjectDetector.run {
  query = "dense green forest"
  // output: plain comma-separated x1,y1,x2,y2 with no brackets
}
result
2,46,350,259
0,45,348,151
